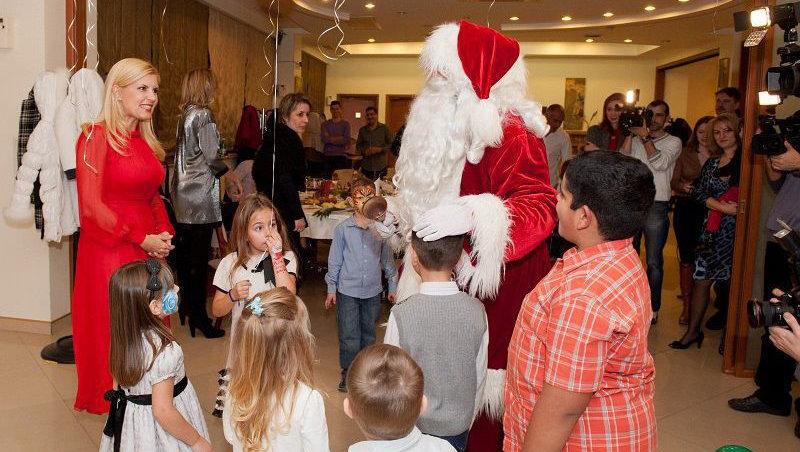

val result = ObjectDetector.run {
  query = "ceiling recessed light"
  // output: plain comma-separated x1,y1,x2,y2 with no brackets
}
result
365,2,375,9
645,5,656,11
603,12,614,18
367,38,375,43
624,38,633,43
509,16,520,21
585,38,594,43
562,15,572,21
679,0,690,2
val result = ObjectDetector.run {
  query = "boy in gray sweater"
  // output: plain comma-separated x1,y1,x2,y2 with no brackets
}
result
384,232,488,452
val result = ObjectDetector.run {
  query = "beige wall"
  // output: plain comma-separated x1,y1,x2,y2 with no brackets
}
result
664,57,718,126
323,55,658,129
0,0,71,325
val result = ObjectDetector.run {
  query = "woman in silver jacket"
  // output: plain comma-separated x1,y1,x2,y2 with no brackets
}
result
171,68,236,339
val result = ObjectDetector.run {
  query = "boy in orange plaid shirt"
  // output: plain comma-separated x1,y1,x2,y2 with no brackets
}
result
504,150,658,451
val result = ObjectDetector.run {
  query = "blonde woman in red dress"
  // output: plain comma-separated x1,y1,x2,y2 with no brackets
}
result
73,58,175,414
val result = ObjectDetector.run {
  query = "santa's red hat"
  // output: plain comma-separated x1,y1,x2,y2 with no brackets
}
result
420,21,547,163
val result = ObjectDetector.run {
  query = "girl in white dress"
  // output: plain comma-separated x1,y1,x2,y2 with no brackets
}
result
101,259,210,452
224,287,329,452
210,193,299,416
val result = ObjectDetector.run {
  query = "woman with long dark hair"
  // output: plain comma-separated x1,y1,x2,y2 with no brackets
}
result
670,115,713,324
670,113,741,349
584,92,625,152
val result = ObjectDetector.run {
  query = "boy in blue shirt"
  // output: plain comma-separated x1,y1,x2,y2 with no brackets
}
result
325,179,398,391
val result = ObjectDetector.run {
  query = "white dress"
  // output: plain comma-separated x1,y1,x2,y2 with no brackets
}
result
223,383,330,452
100,336,209,451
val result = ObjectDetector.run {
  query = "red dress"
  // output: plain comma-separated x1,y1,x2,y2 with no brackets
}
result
461,116,557,451
72,125,174,414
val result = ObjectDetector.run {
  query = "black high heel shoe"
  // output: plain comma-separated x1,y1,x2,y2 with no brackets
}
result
189,321,225,339
669,331,705,350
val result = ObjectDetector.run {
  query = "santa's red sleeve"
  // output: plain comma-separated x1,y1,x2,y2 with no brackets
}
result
458,120,557,298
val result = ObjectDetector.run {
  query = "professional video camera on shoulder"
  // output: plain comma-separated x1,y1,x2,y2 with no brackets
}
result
617,89,653,136
735,3,800,155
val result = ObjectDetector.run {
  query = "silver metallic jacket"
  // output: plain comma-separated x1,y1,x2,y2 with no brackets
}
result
171,106,223,224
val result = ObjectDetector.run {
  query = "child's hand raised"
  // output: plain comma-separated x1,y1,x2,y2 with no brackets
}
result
325,293,336,310
230,280,252,301
266,231,283,257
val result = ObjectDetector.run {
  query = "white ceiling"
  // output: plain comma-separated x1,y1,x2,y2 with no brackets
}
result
235,0,755,58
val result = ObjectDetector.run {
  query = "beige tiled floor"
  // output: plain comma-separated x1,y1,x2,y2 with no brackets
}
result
2,237,799,451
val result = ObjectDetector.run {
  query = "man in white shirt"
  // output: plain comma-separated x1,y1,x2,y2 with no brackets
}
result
543,104,572,187
621,99,682,325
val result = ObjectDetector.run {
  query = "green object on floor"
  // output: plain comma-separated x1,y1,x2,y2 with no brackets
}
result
715,446,753,452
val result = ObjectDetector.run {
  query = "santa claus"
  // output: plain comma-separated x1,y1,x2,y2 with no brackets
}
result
381,21,557,451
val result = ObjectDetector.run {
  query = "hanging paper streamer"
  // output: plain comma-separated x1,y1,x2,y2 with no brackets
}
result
67,0,79,73
260,0,279,97
160,0,173,65
85,0,99,70
486,0,496,28
317,0,347,61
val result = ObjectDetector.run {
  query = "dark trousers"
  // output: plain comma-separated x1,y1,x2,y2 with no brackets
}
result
673,196,706,265
175,223,215,328
324,155,350,178
436,431,468,452
754,242,798,414
633,201,671,312
336,292,382,371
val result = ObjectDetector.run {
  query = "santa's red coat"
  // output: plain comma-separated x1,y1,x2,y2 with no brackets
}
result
462,114,556,450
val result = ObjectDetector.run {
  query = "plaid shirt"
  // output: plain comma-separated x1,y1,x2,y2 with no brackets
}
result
504,239,656,451
17,89,44,231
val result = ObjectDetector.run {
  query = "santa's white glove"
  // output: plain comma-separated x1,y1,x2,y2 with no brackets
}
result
414,203,473,242
373,210,398,239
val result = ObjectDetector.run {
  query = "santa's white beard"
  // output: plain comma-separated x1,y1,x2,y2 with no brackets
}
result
392,79,469,237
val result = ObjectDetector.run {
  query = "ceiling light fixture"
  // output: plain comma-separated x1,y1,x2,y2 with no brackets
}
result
510,16,520,21
645,5,656,11
585,38,594,43
562,15,572,21
368,38,376,43
365,2,375,9
679,0,690,3
603,12,614,18
624,38,633,43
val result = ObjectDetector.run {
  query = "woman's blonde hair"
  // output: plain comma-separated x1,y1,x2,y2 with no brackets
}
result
228,193,294,283
109,260,175,387
278,93,311,124
707,113,741,158
179,68,216,111
99,58,165,160
228,287,316,452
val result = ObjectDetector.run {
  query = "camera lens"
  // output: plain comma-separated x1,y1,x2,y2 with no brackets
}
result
747,298,764,329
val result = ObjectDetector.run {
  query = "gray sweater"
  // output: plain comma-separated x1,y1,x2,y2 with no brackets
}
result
391,292,487,436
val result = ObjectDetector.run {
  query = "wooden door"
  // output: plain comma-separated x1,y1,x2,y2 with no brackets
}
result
302,52,327,114
337,94,379,140
386,95,414,133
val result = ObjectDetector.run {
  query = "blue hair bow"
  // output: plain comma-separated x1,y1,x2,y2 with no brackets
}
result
247,297,264,316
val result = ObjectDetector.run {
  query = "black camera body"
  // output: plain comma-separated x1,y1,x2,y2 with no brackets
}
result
749,225,800,328
751,111,800,156
618,106,653,136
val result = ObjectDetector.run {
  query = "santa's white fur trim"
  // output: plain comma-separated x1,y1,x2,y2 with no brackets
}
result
479,368,506,420
466,98,503,164
457,193,511,299
395,246,423,303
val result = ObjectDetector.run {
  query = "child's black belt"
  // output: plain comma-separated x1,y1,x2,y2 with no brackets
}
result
102,375,189,452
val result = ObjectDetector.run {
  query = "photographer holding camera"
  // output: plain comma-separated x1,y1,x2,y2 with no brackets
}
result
621,100,683,324
728,140,800,437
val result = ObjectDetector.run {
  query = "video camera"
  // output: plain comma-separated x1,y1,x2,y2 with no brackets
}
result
748,220,800,328
617,89,653,136
735,3,800,156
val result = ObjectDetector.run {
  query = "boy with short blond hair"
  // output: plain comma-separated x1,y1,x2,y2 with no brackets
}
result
344,344,455,451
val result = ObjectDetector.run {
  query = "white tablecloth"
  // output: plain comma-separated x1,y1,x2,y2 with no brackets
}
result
300,206,351,240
